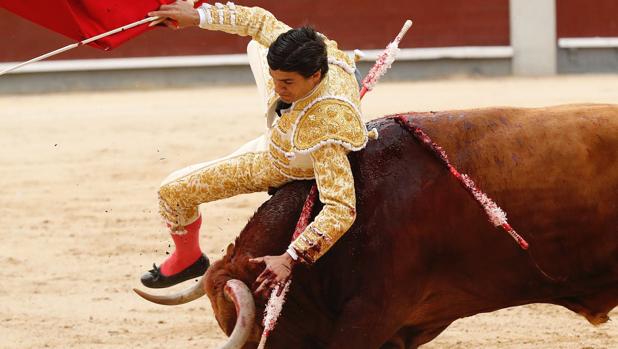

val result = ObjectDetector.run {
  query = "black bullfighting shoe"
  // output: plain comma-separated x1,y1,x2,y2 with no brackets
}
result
140,254,210,288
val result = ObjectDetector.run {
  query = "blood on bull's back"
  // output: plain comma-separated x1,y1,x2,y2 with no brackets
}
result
399,104,618,282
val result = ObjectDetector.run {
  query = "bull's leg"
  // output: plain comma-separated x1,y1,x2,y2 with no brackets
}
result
380,340,404,349
554,282,618,325
408,326,450,349
380,325,449,349
325,298,406,349
326,301,451,349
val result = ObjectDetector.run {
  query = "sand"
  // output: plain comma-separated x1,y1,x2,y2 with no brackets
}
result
0,74,616,349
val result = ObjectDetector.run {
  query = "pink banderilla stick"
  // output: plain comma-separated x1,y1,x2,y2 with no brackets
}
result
394,116,529,250
360,19,413,99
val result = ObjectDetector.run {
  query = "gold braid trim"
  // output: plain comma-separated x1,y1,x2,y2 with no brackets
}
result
270,163,315,180
199,4,291,48
270,128,292,154
158,152,289,230
292,98,368,154
269,143,290,162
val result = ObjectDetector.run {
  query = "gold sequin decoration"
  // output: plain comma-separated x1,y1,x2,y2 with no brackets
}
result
269,142,291,161
293,100,367,152
270,128,292,152
158,152,290,230
202,5,291,48
270,159,315,180
291,144,357,263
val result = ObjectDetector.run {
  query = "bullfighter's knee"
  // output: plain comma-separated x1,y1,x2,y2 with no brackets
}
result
157,180,199,228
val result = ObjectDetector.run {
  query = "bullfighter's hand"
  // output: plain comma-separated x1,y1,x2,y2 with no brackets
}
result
148,0,199,29
250,252,295,297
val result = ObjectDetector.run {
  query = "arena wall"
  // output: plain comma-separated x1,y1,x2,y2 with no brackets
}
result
0,0,615,93
556,0,618,74
0,0,510,61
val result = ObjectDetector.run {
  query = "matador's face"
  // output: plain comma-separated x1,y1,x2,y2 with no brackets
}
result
269,69,322,104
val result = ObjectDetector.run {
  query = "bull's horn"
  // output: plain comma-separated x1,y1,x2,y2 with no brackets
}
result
133,277,206,305
218,279,256,349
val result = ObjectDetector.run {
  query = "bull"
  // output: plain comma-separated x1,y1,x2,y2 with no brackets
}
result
136,103,618,349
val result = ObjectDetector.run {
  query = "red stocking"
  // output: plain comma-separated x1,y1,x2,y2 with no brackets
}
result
160,215,203,276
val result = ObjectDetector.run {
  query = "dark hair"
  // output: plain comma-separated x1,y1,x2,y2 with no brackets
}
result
267,26,328,78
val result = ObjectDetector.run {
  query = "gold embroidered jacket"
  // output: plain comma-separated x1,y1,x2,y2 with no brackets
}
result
199,3,370,263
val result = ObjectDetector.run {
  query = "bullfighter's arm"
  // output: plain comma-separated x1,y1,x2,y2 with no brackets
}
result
289,144,357,264
197,3,291,48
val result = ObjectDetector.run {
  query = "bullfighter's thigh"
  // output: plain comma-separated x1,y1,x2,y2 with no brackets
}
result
158,135,290,227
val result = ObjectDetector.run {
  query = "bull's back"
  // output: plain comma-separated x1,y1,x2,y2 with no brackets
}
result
408,104,617,198
399,104,618,280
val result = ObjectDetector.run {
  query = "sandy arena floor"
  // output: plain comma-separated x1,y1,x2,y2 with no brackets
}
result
0,75,616,348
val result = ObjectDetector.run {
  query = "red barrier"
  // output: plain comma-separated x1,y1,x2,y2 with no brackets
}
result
0,0,510,62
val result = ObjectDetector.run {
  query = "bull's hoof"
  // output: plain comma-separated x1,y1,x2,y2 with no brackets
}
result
140,254,210,289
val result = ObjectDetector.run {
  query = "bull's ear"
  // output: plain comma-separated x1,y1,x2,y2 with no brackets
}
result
226,243,235,256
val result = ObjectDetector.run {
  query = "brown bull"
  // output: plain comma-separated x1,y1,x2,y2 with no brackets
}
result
136,103,618,349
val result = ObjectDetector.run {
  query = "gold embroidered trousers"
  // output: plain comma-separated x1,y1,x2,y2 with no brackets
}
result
157,138,357,264
158,150,289,231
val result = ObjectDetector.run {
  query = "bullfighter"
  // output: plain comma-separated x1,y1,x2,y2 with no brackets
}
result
141,0,372,294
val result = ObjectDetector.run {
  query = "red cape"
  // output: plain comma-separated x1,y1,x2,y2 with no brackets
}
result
0,0,200,50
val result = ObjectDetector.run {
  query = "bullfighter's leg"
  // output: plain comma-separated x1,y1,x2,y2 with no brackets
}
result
140,150,290,288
